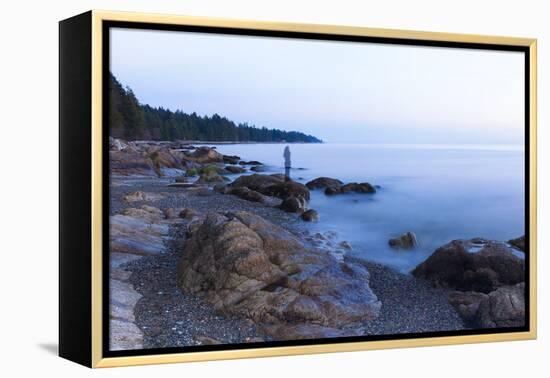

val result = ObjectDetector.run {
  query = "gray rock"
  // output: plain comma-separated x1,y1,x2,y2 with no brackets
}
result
412,238,525,293
177,211,381,338
306,177,343,190
301,209,319,222
389,232,418,249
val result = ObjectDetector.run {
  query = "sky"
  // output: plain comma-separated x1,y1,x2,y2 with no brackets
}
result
110,28,525,144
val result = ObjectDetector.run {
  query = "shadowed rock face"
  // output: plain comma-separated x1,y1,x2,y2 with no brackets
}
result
412,239,524,293
306,177,343,190
177,211,381,339
230,174,310,201
414,238,526,329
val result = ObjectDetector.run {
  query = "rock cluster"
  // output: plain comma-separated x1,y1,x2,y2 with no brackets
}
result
306,176,376,195
177,211,381,339
413,237,526,328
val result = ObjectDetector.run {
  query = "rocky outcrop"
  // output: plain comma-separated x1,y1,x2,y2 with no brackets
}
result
301,209,319,222
389,232,418,249
222,155,240,165
412,238,524,293
325,182,376,195
306,177,343,190
414,238,526,328
239,160,262,166
109,204,183,350
177,211,380,339
186,147,224,164
109,138,194,177
230,174,310,201
250,165,267,172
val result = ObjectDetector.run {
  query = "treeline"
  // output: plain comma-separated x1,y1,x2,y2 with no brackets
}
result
109,73,322,143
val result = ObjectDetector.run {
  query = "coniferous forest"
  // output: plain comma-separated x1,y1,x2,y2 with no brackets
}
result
109,73,322,143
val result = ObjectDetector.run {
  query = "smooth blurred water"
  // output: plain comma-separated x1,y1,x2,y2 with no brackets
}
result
210,143,525,273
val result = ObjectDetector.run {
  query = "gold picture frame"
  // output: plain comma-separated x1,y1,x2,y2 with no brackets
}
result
59,10,537,368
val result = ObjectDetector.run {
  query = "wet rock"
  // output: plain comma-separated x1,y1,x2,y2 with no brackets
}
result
222,155,240,164
225,165,247,174
230,174,310,201
389,232,418,249
508,235,526,252
280,196,308,213
412,238,525,293
301,209,319,222
238,160,262,165
250,165,267,172
306,177,343,190
177,211,380,337
325,182,376,195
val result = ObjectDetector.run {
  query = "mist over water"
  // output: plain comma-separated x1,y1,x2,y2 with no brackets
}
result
212,143,525,273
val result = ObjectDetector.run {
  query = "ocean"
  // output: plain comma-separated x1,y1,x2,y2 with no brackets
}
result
207,143,525,273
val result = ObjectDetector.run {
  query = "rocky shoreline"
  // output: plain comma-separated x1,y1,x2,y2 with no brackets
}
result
108,138,525,350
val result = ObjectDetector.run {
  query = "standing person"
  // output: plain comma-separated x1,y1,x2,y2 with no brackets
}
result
284,145,291,180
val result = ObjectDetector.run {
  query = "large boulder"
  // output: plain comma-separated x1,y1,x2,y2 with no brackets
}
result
230,174,310,201
325,182,376,195
306,177,343,190
187,146,224,164
177,211,380,338
412,238,525,293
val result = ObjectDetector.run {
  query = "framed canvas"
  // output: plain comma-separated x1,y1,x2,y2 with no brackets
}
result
59,10,537,368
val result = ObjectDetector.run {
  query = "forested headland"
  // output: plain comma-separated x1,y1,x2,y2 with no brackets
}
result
109,73,322,143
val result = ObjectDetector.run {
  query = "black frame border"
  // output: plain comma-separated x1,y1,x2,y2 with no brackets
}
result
101,20,531,359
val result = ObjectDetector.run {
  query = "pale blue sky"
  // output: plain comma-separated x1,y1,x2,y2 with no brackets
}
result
110,28,525,144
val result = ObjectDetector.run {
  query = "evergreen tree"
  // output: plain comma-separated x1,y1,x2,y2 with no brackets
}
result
109,73,322,143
